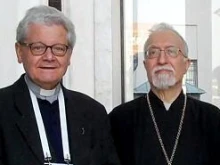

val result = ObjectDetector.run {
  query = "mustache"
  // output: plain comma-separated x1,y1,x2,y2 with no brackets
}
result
152,65,175,74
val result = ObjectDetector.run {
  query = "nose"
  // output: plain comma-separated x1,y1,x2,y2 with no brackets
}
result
42,47,54,60
157,50,168,64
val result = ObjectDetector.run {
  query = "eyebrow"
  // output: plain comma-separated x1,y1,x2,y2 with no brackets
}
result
147,45,177,49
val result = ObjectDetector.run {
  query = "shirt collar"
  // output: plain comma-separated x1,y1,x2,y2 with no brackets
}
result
24,74,61,103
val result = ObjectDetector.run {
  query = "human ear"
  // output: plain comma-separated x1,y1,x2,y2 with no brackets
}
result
184,58,190,73
15,43,23,63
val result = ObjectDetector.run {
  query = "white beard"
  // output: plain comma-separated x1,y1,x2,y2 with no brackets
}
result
151,65,176,89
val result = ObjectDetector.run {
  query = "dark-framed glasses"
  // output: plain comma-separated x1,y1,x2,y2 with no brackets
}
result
145,46,185,59
19,42,69,56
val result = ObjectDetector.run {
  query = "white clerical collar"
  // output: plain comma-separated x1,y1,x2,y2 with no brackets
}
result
40,88,56,96
24,74,61,103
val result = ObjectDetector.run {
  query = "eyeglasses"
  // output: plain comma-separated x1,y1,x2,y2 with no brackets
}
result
19,42,69,56
145,46,185,59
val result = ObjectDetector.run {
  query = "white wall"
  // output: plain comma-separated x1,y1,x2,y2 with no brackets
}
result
62,0,121,112
0,0,21,88
0,0,47,88
186,0,212,102
212,0,220,107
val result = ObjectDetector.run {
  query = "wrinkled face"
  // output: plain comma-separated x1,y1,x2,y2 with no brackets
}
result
143,30,190,89
15,24,72,89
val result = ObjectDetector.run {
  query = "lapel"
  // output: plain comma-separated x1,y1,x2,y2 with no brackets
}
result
13,75,44,163
62,89,91,165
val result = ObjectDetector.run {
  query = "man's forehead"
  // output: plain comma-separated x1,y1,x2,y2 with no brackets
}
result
147,30,183,47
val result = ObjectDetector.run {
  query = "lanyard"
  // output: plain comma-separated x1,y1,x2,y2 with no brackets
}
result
29,89,71,164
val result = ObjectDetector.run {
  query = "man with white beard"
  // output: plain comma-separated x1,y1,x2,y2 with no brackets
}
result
109,23,220,165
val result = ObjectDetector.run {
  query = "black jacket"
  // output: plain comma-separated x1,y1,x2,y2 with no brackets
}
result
0,74,120,165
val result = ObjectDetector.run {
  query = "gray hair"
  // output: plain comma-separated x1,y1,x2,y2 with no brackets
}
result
16,5,76,49
144,22,188,58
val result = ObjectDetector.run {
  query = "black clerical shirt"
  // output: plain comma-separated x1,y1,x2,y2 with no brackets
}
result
37,98,64,163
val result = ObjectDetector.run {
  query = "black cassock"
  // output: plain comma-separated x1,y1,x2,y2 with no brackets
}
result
110,90,220,165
